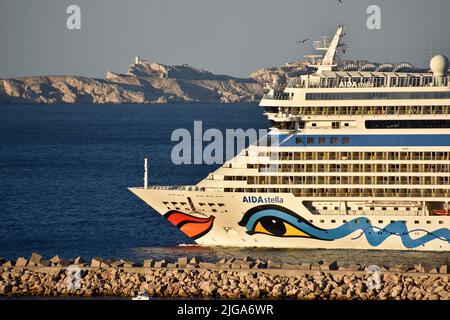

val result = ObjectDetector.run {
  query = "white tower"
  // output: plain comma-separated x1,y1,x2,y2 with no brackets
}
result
135,56,141,65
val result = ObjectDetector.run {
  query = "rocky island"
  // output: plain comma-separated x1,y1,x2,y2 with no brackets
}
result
0,56,310,104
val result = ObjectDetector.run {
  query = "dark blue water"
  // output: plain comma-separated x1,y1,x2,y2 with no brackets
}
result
0,103,448,267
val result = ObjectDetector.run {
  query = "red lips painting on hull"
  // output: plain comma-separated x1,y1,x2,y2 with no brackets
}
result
164,210,215,240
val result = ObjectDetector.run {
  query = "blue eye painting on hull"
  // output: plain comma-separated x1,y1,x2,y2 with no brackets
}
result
238,205,450,249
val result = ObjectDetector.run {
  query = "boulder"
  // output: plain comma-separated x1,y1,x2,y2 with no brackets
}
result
252,260,267,269
101,259,113,267
57,259,71,267
177,256,188,267
189,257,202,265
2,261,13,268
299,263,311,270
415,263,436,273
199,262,217,269
111,260,125,268
253,259,267,269
310,264,321,271
167,263,178,268
122,260,137,268
389,264,410,273
338,264,361,271
37,260,50,267
320,261,338,271
267,260,281,269
73,256,86,265
154,260,167,268
239,261,254,269
49,255,61,265
29,253,43,264
143,259,154,268
438,264,448,274
90,257,104,268
15,257,28,267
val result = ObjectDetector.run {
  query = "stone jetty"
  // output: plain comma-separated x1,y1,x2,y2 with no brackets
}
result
0,254,448,300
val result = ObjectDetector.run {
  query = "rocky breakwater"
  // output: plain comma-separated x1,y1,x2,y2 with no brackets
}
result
0,253,448,300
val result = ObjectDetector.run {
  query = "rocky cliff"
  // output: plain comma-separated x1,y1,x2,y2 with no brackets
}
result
0,59,311,104
0,61,259,104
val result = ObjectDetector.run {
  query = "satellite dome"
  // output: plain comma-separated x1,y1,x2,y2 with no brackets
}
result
430,54,449,77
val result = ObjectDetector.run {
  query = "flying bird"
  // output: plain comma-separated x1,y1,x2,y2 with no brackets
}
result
338,0,343,3
297,38,309,44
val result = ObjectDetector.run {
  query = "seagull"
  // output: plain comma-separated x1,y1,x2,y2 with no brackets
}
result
338,0,343,3
297,38,309,44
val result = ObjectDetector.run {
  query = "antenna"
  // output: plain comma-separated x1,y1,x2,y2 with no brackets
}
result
144,158,148,189
317,25,345,72
430,33,434,61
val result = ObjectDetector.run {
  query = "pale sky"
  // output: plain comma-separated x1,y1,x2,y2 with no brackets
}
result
0,0,449,78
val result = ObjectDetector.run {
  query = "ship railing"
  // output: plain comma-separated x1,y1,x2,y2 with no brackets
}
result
287,75,450,89
262,92,292,100
143,185,203,191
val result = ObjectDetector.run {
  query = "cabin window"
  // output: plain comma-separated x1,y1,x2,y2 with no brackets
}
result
307,137,314,144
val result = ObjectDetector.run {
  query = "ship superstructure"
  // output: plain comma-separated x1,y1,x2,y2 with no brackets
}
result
130,26,450,251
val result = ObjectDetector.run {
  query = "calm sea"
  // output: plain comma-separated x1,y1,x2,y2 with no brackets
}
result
0,103,448,267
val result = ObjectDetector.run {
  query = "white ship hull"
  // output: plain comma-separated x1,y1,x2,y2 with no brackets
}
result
129,187,450,251
129,25,450,252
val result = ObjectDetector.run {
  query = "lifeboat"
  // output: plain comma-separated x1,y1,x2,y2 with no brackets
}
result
431,209,450,216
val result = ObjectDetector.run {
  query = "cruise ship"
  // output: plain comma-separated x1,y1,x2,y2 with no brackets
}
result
129,26,450,251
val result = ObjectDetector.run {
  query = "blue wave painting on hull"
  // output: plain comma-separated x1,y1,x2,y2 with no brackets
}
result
238,206,450,249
